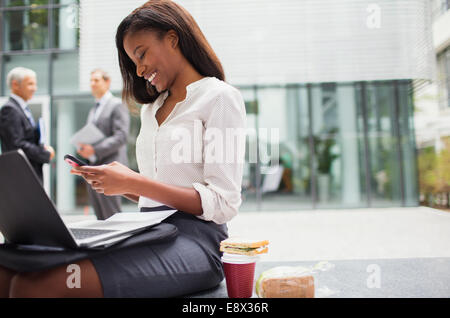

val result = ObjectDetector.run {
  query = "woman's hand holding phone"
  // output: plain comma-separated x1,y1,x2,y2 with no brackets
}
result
70,161,140,196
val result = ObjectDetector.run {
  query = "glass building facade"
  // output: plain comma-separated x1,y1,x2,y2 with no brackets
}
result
0,0,419,214
239,81,418,211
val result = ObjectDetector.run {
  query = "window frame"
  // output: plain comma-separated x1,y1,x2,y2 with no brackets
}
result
0,0,79,54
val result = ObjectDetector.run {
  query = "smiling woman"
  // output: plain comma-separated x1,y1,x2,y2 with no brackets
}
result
0,0,247,298
115,0,224,105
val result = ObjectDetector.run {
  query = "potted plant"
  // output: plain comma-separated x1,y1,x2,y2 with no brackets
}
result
312,128,338,202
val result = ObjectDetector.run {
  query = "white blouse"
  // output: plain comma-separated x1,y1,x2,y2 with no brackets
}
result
136,77,247,224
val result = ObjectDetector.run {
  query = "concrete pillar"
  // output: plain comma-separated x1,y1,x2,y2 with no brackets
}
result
337,85,361,205
56,101,76,212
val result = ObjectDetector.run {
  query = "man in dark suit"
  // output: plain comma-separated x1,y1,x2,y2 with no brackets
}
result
77,69,130,220
0,67,55,182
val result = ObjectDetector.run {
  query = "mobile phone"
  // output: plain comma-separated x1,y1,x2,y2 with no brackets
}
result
64,154,88,167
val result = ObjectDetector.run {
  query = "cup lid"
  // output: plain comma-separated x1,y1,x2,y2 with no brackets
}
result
221,252,260,264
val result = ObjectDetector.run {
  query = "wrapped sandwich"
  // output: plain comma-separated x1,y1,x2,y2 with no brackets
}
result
255,266,315,298
220,237,269,256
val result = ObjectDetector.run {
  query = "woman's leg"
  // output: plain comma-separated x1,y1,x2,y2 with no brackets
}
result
0,266,17,298
9,259,103,298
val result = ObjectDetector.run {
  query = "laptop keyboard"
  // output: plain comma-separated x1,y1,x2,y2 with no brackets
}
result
70,228,116,240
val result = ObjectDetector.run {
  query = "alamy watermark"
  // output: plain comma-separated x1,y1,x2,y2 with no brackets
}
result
64,4,79,30
366,3,381,29
66,264,81,289
169,120,280,174
366,264,381,289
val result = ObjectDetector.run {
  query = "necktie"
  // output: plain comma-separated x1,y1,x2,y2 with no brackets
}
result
24,106,36,127
92,102,100,123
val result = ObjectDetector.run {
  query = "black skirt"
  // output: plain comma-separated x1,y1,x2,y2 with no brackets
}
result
90,212,228,297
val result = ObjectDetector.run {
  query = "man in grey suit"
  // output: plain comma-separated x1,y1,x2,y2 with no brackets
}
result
77,69,130,220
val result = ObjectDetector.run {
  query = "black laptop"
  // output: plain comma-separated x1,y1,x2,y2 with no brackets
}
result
0,150,176,249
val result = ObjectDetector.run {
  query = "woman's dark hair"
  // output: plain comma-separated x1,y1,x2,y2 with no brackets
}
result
116,0,225,105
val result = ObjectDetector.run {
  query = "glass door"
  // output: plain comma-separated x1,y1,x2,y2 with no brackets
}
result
310,83,367,208
365,82,403,207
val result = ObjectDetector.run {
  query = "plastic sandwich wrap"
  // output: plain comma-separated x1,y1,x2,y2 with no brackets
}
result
255,261,339,298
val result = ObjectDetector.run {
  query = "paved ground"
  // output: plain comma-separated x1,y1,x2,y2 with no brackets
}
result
226,206,450,262
1,206,449,297
192,206,450,298
55,206,450,262
191,257,450,298
2,206,449,261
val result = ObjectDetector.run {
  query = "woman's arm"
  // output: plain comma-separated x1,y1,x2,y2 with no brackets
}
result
72,162,203,216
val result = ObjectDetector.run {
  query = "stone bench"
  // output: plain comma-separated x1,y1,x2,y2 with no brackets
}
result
188,258,450,298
